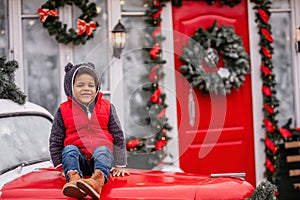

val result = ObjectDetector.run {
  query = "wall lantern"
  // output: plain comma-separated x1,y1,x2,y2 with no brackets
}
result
297,27,300,53
112,20,127,58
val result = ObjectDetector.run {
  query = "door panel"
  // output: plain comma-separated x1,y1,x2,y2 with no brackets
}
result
172,0,255,186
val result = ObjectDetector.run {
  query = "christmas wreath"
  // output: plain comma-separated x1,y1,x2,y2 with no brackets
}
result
37,0,99,45
179,20,250,95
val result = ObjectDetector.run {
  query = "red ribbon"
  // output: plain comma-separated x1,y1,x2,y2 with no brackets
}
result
265,136,277,153
149,64,160,81
264,118,275,132
264,104,274,114
262,46,272,58
258,8,269,23
278,127,293,138
150,43,160,60
150,88,161,103
126,139,140,150
266,158,275,173
37,8,58,22
260,65,272,75
158,109,166,119
155,139,167,150
261,28,274,43
152,24,161,38
152,8,162,19
76,19,97,36
262,85,272,96
154,0,161,7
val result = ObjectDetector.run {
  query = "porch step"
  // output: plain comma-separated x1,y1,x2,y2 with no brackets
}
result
289,169,300,177
293,183,300,190
286,155,300,163
285,141,300,149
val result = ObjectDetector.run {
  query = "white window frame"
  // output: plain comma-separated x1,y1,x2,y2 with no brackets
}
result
292,0,300,126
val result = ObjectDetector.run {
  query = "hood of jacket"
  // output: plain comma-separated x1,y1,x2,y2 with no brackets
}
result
63,62,100,98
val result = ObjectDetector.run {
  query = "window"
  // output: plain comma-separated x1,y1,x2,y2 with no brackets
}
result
9,0,113,115
0,115,52,174
0,0,9,58
269,0,296,126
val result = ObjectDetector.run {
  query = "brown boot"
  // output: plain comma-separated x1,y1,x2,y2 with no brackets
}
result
76,169,105,199
62,170,87,199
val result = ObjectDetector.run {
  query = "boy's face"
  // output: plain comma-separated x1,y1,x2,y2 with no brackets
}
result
73,74,96,105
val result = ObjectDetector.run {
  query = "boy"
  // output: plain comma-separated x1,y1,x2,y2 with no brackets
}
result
49,63,129,199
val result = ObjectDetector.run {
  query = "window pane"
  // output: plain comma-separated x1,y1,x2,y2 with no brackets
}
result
122,16,152,140
270,12,296,126
0,115,51,173
0,0,8,58
73,0,110,91
121,0,147,12
271,0,290,9
22,0,45,14
22,19,60,115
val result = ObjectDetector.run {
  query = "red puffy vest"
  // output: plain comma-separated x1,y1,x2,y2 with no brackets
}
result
60,94,114,159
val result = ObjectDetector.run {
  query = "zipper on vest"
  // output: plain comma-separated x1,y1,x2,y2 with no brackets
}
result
84,105,92,120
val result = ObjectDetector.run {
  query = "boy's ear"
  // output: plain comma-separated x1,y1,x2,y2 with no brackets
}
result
64,63,73,72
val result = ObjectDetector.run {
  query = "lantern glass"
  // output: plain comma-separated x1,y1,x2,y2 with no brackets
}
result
113,32,126,48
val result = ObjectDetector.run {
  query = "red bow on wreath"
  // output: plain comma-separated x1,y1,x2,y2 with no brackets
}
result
76,19,97,36
38,8,58,23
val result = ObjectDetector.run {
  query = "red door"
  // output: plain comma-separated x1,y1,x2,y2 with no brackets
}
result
172,0,256,186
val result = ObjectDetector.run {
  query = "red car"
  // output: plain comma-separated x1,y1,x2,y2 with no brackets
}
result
0,99,254,199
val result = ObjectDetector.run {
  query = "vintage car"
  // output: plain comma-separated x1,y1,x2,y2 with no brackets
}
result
0,99,255,199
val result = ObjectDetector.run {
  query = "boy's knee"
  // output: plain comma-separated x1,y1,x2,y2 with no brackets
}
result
94,146,111,154
62,145,80,155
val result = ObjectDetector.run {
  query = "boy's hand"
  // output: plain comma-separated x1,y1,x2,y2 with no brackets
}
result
55,164,64,176
110,167,130,177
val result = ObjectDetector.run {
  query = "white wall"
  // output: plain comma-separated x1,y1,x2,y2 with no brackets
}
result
248,0,266,186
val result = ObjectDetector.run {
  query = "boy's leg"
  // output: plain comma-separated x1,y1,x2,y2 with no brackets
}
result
92,146,114,182
62,144,88,179
77,146,114,199
62,145,89,198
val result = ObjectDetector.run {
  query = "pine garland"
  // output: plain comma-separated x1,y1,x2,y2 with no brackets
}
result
126,0,172,162
0,57,26,105
38,0,99,45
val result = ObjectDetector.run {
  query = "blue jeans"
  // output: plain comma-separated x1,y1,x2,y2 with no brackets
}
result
62,145,114,183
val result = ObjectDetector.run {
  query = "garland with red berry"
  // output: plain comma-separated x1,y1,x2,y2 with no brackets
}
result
251,0,300,184
126,0,172,161
37,0,99,45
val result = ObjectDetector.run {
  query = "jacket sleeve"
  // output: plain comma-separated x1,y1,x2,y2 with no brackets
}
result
109,104,127,166
49,108,66,167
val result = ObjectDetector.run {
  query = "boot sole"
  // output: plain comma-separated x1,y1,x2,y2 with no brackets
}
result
63,184,87,199
77,180,100,199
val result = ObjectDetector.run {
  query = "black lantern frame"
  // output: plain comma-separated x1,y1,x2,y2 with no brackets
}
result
112,20,127,58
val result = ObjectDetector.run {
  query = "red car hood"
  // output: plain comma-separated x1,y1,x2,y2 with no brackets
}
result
0,167,254,200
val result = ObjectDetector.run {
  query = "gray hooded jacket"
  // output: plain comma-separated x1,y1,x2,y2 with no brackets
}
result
49,63,127,167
